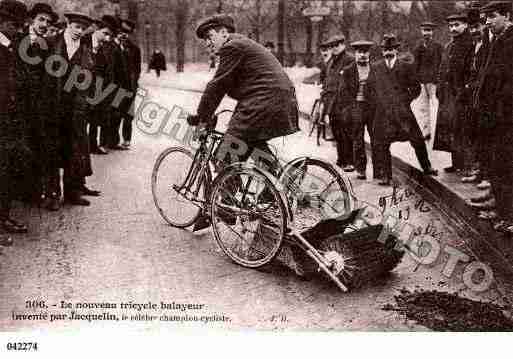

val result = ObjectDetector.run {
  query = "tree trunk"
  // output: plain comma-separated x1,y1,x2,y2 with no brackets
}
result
305,18,313,67
254,0,262,43
176,0,188,73
277,0,285,65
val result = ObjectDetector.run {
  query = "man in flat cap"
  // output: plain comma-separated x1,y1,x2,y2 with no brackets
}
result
41,12,100,209
111,18,141,150
322,34,354,171
433,12,474,177
190,12,299,147
472,1,513,232
336,40,377,180
464,5,494,194
18,3,58,205
87,15,120,156
187,14,299,228
413,21,443,141
317,40,332,86
372,35,437,186
311,40,333,143
0,0,32,236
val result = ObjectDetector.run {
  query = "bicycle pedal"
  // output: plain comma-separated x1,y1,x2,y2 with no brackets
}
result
193,215,211,232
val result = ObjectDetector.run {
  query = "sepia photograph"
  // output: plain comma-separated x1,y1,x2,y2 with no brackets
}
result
0,0,512,355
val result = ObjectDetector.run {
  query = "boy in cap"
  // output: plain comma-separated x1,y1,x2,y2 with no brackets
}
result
336,40,377,180
373,34,437,186
413,21,443,141
0,0,31,235
472,1,513,232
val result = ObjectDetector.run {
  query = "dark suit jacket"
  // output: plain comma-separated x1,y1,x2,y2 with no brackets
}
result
322,51,354,116
373,59,423,144
413,39,443,84
197,33,299,142
474,26,513,128
120,39,141,91
337,62,377,110
43,33,94,176
0,38,32,197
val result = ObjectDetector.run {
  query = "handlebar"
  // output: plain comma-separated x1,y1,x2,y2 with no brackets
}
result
191,109,233,141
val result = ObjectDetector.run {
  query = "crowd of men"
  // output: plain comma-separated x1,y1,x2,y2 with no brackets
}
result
317,1,513,234
0,0,141,245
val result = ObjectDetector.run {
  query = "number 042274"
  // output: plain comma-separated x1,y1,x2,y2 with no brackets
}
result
6,342,38,351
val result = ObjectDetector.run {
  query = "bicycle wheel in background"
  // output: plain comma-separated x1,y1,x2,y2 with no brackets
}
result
152,147,209,228
279,157,355,231
210,166,287,268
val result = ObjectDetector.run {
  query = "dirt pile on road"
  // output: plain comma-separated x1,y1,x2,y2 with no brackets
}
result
383,288,513,331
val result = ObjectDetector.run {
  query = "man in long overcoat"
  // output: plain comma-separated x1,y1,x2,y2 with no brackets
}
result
322,34,354,170
473,1,513,232
433,13,474,174
373,35,437,186
336,40,377,180
0,0,31,234
43,13,99,207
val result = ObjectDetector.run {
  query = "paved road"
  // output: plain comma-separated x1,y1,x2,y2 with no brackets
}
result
0,86,506,331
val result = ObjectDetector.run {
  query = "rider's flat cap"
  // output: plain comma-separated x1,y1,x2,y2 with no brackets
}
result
64,12,93,26
195,14,235,39
480,1,512,14
350,40,374,51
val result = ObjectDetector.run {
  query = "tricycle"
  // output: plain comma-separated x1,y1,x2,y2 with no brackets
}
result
152,110,403,292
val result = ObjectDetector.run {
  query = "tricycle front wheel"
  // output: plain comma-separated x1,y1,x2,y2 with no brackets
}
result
210,165,287,268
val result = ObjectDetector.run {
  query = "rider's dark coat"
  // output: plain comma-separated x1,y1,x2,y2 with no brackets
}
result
197,33,299,142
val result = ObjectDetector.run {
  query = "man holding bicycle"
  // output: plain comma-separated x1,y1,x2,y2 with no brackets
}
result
187,14,300,175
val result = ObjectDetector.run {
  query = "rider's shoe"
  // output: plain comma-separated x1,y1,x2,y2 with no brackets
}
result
193,214,211,232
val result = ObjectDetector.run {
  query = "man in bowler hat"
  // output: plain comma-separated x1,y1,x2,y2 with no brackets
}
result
373,34,437,186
